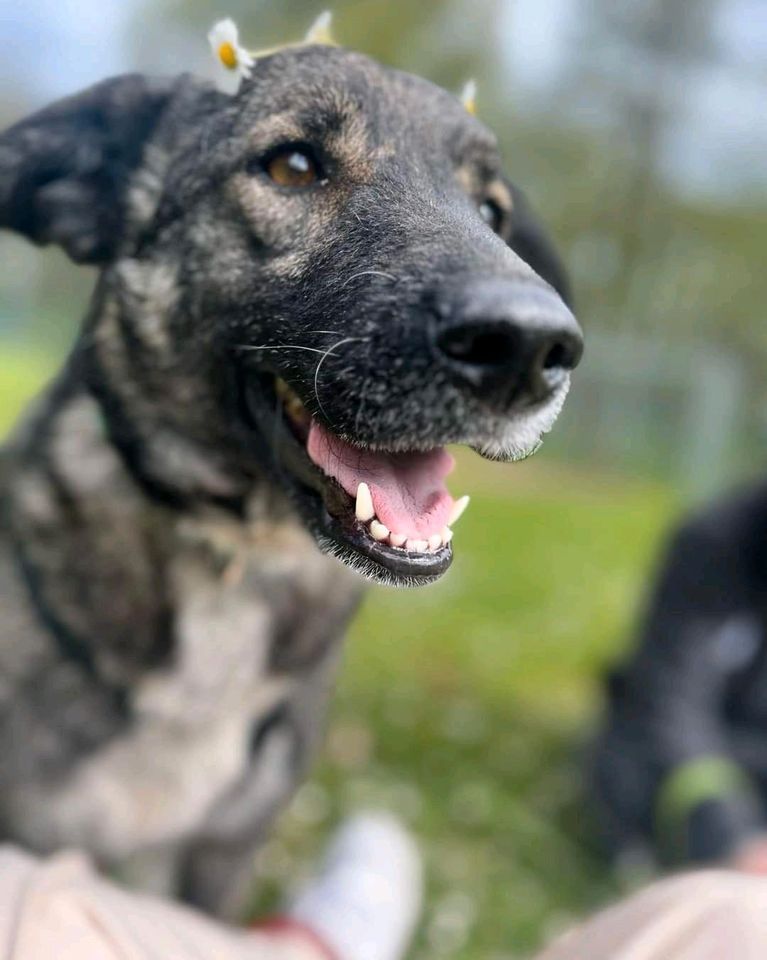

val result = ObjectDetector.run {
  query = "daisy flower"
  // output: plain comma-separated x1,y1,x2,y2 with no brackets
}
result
460,80,477,116
208,18,255,95
304,11,335,45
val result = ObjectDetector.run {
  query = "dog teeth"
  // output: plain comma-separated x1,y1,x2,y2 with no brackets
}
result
275,377,309,425
276,377,301,407
356,496,455,554
406,538,429,552
355,482,375,522
448,495,470,526
367,523,448,554
275,377,290,399
370,520,390,541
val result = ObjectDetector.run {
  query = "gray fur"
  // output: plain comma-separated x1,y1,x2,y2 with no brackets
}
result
0,45,579,916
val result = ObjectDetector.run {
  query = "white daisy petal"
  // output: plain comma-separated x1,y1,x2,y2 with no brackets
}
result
215,67,244,96
207,18,254,95
208,18,239,56
460,79,477,115
304,11,335,45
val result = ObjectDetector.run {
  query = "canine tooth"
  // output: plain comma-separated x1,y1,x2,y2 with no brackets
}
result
276,378,304,412
442,526,453,544
406,539,429,553
389,532,407,548
428,533,443,551
355,483,375,522
448,495,470,526
370,520,390,541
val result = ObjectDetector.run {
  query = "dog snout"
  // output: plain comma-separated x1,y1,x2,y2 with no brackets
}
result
432,277,583,409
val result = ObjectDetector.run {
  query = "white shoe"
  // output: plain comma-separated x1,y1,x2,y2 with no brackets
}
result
286,812,423,960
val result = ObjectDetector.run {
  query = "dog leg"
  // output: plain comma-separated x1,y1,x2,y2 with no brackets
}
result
179,652,339,919
178,716,300,919
116,843,184,898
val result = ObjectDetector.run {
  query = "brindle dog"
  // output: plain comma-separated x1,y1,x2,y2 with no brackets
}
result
0,45,582,917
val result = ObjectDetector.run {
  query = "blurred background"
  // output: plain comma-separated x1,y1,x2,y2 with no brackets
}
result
1,0,765,956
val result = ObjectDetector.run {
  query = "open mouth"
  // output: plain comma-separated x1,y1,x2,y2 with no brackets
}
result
242,374,470,584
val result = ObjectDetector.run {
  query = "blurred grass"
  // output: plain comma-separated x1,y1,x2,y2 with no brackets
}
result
2,349,677,958
261,456,677,958
0,345,58,436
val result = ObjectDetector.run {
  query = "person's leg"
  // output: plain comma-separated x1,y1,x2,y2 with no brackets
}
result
0,844,324,960
535,870,767,960
0,832,417,960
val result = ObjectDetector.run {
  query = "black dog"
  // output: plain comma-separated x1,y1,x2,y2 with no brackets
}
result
0,42,581,916
593,479,767,868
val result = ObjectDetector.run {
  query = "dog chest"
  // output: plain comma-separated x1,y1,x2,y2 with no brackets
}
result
9,507,360,861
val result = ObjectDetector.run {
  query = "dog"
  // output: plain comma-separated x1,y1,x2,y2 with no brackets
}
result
0,39,582,917
592,478,767,869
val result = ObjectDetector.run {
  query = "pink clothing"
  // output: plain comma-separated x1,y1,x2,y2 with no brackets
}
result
538,870,767,960
3,845,767,959
0,846,324,960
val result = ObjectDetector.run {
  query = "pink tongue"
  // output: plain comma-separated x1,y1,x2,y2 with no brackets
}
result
307,422,455,539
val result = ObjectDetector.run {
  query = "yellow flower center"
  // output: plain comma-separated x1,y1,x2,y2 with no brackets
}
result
218,42,238,70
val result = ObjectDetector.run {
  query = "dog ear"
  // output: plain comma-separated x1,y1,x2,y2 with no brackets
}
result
506,184,573,308
0,74,177,264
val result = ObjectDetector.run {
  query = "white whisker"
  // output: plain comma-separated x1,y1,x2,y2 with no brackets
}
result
314,336,367,425
342,270,398,287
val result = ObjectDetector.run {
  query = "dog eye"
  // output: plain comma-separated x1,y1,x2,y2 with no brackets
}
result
479,199,504,233
263,146,323,188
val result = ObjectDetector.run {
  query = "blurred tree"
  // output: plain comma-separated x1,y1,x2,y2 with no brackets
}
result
555,0,717,329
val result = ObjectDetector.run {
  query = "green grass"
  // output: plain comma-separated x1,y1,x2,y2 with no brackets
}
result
257,457,678,958
2,350,678,958
0,346,58,435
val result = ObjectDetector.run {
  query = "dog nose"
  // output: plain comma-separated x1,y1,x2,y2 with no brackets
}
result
433,278,583,408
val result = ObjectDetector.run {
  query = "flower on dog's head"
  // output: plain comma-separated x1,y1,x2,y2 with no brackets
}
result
208,12,337,95
460,80,477,116
304,11,335,45
208,18,255,95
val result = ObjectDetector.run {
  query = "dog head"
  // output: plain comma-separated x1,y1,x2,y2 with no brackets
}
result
0,44,582,586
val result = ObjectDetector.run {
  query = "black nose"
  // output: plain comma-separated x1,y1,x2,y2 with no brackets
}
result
433,278,583,408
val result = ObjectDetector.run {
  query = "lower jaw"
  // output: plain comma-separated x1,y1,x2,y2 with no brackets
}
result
318,505,453,585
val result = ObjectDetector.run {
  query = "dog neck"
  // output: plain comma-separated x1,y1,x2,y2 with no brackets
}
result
78,267,270,513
